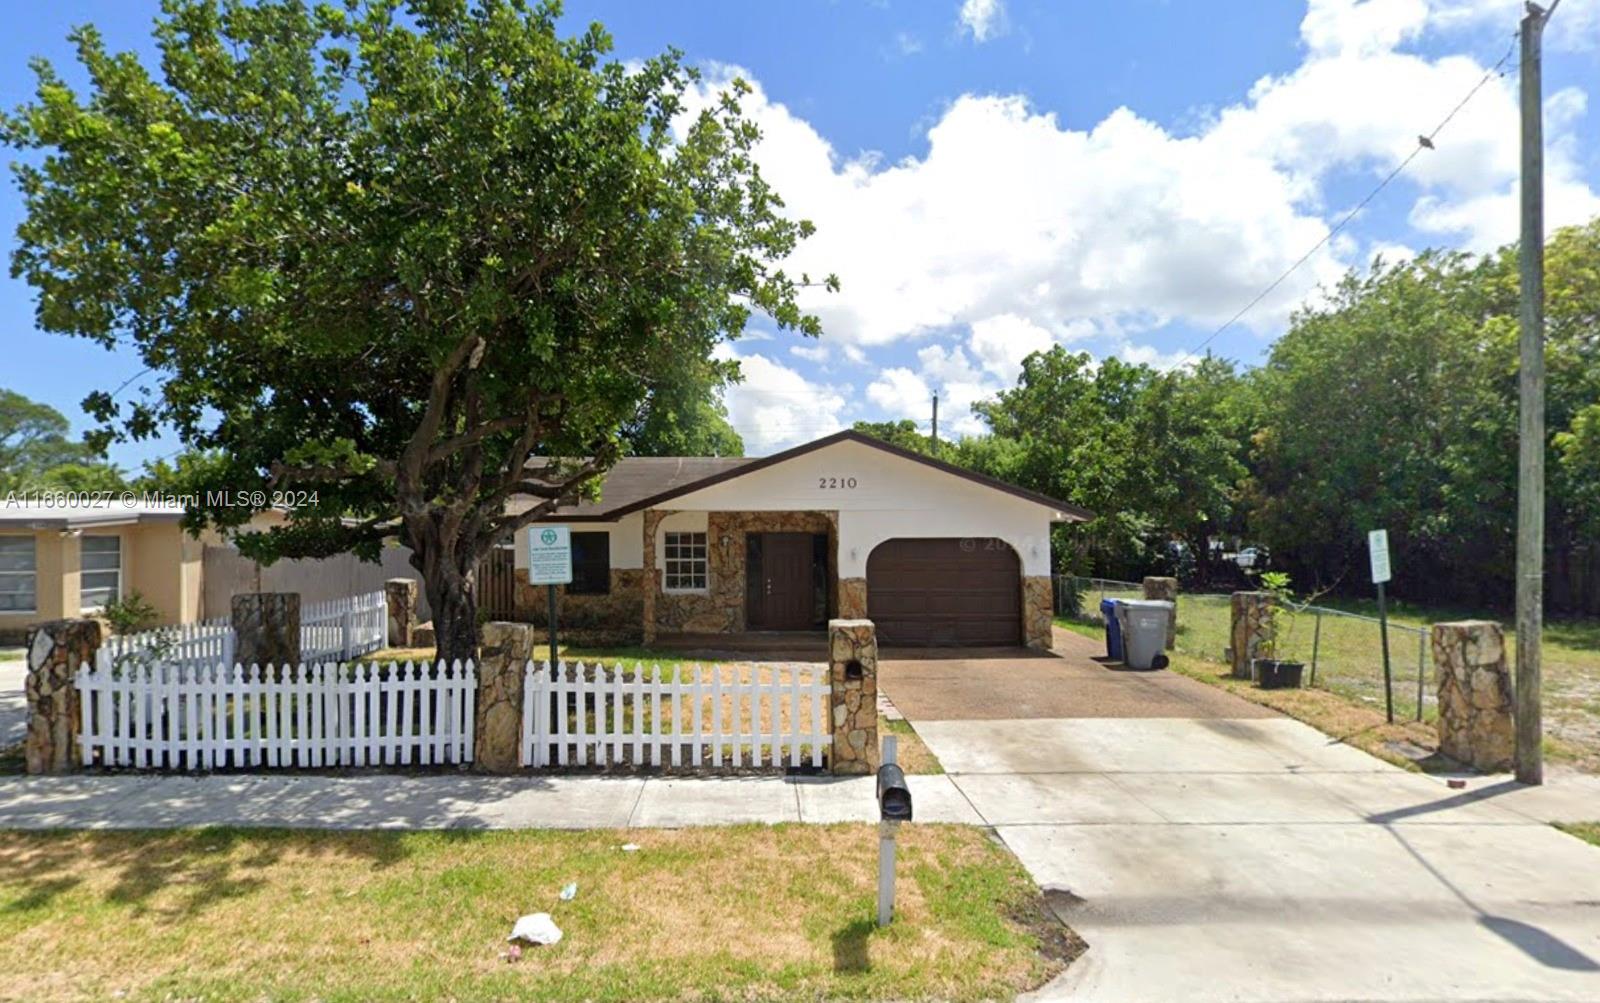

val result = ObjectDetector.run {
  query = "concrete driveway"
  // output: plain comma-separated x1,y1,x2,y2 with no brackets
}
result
880,633,1600,1002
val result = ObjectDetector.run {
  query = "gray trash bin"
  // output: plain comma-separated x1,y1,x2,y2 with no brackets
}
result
1115,600,1174,670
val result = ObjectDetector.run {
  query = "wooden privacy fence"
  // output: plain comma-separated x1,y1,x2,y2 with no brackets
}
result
477,546,517,621
521,662,830,769
76,656,476,770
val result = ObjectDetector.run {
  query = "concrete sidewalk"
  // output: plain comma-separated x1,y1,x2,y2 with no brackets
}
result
0,771,981,830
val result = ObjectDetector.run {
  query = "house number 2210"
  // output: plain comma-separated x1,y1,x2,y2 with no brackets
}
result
818,476,858,489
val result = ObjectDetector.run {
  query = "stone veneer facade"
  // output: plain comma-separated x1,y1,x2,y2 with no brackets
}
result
828,618,879,774
1142,576,1179,649
644,510,839,639
513,509,1049,648
514,568,648,646
475,621,537,772
24,618,101,774
1229,591,1274,678
1023,576,1053,649
1432,620,1515,772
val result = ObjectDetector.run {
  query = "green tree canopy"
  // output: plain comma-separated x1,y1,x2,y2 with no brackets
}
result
6,0,831,658
0,387,124,492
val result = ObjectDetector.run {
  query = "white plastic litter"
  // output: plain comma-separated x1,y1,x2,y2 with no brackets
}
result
560,882,578,900
620,843,641,852
508,913,563,946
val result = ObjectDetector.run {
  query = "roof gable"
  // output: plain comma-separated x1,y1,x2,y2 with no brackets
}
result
522,431,1090,522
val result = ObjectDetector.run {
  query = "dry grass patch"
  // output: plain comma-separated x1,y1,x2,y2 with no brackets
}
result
0,825,1074,1002
1556,822,1600,848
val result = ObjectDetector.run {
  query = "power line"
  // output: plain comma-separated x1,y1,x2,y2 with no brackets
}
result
1167,30,1521,371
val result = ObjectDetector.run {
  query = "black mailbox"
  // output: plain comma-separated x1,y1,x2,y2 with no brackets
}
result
877,762,913,822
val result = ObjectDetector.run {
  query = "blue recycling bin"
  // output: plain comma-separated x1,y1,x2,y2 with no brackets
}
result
1100,599,1125,660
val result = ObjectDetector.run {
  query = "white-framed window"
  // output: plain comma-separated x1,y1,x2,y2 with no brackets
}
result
79,535,121,611
0,537,36,613
663,531,708,591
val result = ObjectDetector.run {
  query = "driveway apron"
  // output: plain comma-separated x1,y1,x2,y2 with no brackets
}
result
879,631,1600,1002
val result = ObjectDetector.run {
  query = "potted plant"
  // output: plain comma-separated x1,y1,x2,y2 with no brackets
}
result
1252,571,1308,689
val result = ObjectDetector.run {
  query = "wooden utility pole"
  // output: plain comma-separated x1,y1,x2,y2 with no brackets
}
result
1515,0,1556,785
931,392,939,455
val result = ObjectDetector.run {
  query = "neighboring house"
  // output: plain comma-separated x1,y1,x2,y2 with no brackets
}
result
510,430,1089,648
0,502,202,645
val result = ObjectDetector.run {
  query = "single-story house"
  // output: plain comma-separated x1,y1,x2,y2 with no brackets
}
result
510,430,1089,648
0,502,203,644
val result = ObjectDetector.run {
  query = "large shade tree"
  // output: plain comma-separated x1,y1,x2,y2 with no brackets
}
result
5,0,830,659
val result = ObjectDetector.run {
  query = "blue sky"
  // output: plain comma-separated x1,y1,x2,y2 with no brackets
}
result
2,0,1597,466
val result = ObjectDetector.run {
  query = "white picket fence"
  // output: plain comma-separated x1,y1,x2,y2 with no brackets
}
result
76,657,476,770
102,618,235,676
301,591,388,663
521,662,830,769
103,590,388,675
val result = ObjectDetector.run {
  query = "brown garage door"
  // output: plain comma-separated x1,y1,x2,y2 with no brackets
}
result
866,538,1021,646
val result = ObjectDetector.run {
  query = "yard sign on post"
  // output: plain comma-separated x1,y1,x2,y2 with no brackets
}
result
528,526,573,667
1368,529,1395,724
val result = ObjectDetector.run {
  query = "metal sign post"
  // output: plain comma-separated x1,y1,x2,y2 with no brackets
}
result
1369,529,1395,724
527,526,572,667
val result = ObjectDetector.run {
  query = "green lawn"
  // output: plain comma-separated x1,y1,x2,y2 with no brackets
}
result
0,825,1075,1002
1557,822,1600,848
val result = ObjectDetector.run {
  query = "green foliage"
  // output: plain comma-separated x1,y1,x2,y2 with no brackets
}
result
0,388,122,492
851,419,935,455
1246,220,1600,610
6,0,830,655
970,349,1247,580
622,355,743,457
100,590,160,635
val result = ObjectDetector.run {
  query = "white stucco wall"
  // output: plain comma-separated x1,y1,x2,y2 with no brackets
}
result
653,439,1059,576
512,511,645,571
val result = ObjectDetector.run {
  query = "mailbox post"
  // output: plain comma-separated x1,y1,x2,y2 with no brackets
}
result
876,735,913,927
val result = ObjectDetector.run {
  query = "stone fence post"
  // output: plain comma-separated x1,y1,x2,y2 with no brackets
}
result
25,619,101,774
385,578,419,648
1432,621,1514,772
1142,576,1178,649
232,593,301,668
475,621,536,772
829,619,879,775
1229,591,1274,679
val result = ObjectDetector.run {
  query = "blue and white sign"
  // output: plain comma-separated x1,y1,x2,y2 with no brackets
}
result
528,525,572,585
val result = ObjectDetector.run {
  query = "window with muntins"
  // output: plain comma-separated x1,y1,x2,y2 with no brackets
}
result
663,531,708,591
0,537,36,613
569,532,611,595
80,535,121,611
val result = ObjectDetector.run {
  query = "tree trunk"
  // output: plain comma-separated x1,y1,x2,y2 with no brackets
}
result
431,577,480,665
408,519,483,664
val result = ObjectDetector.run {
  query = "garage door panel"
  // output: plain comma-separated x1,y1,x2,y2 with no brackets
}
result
866,538,1021,646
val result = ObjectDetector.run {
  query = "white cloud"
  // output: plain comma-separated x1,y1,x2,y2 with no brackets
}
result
967,313,1063,380
957,0,1006,42
717,345,847,453
865,367,930,416
789,343,829,363
680,0,1598,370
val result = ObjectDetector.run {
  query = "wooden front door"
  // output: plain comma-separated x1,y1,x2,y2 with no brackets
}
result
754,533,815,630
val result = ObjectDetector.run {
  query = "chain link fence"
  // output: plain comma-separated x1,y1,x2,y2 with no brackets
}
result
1052,576,1434,722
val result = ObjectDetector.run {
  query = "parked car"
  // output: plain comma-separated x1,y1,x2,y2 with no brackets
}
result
1234,546,1268,569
